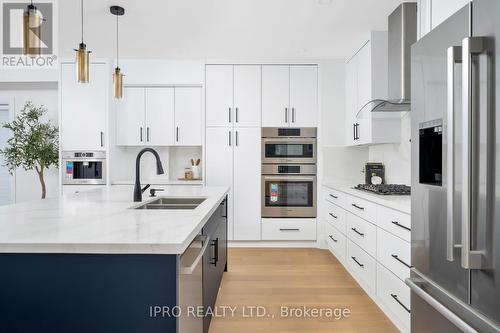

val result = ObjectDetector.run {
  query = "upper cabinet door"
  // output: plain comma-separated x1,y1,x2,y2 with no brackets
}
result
289,65,318,127
61,63,107,151
233,65,261,127
345,58,357,146
262,65,290,127
356,42,372,118
116,87,145,146
206,65,233,127
145,87,175,146
174,87,202,146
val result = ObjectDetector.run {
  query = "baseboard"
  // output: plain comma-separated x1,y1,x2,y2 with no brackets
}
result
228,241,319,248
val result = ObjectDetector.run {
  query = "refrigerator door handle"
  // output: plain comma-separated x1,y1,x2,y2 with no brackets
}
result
406,277,479,333
462,37,487,269
446,45,462,262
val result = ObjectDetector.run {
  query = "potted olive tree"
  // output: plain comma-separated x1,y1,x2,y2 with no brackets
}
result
1,102,59,199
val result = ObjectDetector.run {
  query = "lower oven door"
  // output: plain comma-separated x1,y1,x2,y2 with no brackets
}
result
261,175,317,218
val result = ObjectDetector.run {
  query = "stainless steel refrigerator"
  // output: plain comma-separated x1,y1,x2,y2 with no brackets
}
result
409,0,500,332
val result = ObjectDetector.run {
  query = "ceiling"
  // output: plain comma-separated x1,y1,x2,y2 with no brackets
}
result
58,0,407,60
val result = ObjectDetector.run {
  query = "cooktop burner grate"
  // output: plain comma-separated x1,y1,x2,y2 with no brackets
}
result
354,184,411,196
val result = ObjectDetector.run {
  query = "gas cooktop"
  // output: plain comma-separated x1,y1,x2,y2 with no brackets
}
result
354,184,411,196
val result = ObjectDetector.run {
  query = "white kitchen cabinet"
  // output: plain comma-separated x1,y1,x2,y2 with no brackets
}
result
205,127,234,239
174,87,202,146
116,86,201,146
262,65,290,127
206,65,233,127
290,66,318,127
345,32,401,146
145,87,175,146
262,65,318,127
206,65,262,128
234,65,261,127
61,62,107,151
116,87,145,146
233,127,261,240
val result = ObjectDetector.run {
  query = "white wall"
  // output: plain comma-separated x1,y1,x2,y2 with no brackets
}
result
0,83,59,203
368,113,411,185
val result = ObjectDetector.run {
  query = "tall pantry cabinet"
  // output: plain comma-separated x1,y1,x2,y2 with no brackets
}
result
205,65,262,241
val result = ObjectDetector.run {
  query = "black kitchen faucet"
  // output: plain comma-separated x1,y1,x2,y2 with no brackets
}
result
134,148,164,202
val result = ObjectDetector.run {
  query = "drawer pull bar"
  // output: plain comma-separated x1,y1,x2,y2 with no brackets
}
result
352,204,364,210
391,221,411,231
329,194,338,199
351,256,364,268
329,213,338,219
351,228,365,237
391,254,413,268
391,294,411,313
329,235,338,243
280,228,300,231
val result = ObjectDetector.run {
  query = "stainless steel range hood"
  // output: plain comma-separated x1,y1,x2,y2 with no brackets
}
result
368,2,417,114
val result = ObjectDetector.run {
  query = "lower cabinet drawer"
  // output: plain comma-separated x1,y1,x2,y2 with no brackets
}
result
325,222,346,261
324,200,346,234
323,187,346,208
377,228,411,281
377,263,411,331
346,212,377,257
261,218,317,240
346,239,376,292
345,194,377,223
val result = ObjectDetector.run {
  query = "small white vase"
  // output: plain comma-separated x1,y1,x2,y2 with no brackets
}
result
191,166,201,179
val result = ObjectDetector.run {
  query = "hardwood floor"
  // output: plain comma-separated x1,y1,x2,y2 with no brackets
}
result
209,248,398,333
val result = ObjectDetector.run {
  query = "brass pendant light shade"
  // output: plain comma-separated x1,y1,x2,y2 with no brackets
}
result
75,43,90,83
23,2,42,56
113,67,123,99
75,0,91,83
110,6,125,99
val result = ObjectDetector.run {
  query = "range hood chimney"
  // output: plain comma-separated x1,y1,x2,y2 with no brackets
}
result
370,2,417,113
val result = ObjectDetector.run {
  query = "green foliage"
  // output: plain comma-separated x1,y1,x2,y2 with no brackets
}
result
0,101,59,175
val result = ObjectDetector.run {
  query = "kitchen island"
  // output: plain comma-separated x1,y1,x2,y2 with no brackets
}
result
0,185,229,333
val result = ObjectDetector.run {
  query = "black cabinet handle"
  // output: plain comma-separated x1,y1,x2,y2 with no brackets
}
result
228,107,232,123
140,127,143,142
100,131,104,147
391,294,411,313
391,221,411,231
235,107,239,123
352,203,364,210
391,254,412,268
279,228,300,231
351,256,364,268
329,194,338,199
211,238,219,266
353,123,356,140
351,228,364,237
329,235,338,243
228,130,231,146
329,213,338,219
147,127,150,142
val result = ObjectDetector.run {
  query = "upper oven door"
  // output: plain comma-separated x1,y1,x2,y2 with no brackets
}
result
262,138,316,164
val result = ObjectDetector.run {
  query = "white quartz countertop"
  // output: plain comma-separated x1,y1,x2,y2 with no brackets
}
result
0,185,228,255
323,181,411,214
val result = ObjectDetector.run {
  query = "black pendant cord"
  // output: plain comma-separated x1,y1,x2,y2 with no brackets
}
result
80,0,84,43
116,14,119,68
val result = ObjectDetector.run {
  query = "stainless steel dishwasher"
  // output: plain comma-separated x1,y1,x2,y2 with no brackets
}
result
178,234,210,333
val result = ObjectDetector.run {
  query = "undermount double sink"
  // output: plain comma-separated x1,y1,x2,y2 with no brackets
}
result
134,197,206,210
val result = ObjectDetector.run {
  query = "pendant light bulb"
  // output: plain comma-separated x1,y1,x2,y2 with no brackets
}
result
23,1,42,56
110,5,125,99
75,0,91,83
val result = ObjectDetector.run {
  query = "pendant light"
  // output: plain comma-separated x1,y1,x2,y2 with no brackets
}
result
23,0,42,56
75,0,91,83
110,6,125,99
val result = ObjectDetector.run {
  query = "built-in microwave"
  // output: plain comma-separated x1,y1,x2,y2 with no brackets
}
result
261,128,317,164
62,151,106,185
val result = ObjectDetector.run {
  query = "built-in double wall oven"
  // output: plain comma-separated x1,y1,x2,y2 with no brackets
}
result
261,128,317,218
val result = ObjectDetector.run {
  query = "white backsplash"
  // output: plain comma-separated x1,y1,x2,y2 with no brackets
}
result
368,113,411,185
322,146,368,185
